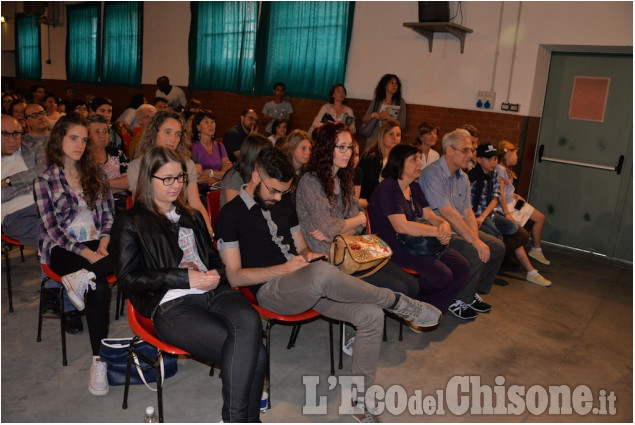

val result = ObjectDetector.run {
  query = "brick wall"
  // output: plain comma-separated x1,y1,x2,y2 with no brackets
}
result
6,78,536,196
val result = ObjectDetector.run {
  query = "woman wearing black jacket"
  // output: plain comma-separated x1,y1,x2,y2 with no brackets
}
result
111,146,266,423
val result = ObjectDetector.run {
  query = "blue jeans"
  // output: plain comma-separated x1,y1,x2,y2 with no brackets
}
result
153,287,267,423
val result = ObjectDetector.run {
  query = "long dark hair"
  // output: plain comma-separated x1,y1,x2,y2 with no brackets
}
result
372,74,402,107
135,146,196,218
307,122,355,207
46,113,110,209
223,133,271,184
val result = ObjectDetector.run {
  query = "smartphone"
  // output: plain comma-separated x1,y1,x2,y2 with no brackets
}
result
515,199,525,209
309,256,327,263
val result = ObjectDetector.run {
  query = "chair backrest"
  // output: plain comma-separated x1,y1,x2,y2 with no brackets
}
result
127,302,188,356
126,196,134,210
41,263,62,282
206,191,221,230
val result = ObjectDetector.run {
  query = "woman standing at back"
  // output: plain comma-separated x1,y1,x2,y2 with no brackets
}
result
361,74,407,142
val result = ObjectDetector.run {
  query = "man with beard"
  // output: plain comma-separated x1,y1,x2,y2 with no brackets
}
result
216,146,441,423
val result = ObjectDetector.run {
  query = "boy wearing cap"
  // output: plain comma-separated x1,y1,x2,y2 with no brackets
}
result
468,144,551,287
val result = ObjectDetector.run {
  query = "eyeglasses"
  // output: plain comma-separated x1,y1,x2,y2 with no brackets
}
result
257,169,292,196
26,110,47,119
450,146,473,155
244,115,258,122
1,131,22,139
152,173,188,186
74,106,87,112
334,145,355,153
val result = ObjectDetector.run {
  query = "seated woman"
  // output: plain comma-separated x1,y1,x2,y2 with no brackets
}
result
127,111,214,236
358,119,402,201
268,118,288,145
88,115,130,213
219,133,270,207
414,121,440,169
296,122,421,327
111,146,266,422
34,113,115,396
351,138,368,210
9,98,28,133
116,93,146,134
497,140,551,265
190,110,232,190
368,144,469,314
279,129,312,188
361,74,407,143
44,92,63,127
308,83,356,134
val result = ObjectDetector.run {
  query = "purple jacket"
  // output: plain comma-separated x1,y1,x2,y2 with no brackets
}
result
34,164,114,265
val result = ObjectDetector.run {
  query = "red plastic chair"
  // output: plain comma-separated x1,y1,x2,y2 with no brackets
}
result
1,232,25,312
123,303,188,423
206,190,221,230
239,287,334,410
38,264,119,366
125,195,134,210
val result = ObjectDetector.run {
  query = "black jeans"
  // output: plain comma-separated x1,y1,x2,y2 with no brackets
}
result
49,240,113,355
153,287,267,423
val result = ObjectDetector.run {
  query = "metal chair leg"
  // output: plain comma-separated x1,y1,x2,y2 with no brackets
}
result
37,279,45,342
329,321,335,375
265,320,273,410
156,351,164,423
19,245,24,262
60,288,67,366
287,323,301,349
338,321,343,370
4,247,14,313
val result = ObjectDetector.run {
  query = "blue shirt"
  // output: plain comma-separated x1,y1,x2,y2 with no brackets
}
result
418,156,471,218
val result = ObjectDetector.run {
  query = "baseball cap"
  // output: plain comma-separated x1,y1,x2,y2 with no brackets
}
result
476,143,498,158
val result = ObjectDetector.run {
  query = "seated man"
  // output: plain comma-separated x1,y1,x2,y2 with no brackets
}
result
23,103,50,143
217,147,441,422
419,129,506,321
128,104,157,159
155,76,187,111
468,143,551,287
223,109,259,163
1,114,82,332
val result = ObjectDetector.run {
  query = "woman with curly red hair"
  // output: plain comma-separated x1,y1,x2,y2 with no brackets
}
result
34,113,115,396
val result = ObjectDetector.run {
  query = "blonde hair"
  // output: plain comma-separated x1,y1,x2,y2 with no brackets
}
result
497,140,518,179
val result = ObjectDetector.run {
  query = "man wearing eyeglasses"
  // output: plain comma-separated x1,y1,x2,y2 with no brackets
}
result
223,109,259,163
418,129,505,321
217,147,442,422
23,103,50,143
1,114,45,249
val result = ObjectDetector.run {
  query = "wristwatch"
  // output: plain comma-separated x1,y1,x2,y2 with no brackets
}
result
5,177,12,187
208,170,214,178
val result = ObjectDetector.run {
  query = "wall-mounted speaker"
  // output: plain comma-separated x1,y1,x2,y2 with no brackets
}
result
418,2,450,22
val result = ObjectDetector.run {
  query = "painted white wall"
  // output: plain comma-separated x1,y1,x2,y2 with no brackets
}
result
3,1,632,116
344,1,632,115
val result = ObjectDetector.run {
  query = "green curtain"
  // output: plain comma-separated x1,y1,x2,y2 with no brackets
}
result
15,14,42,80
101,2,143,87
255,2,355,99
188,2,258,94
66,3,100,83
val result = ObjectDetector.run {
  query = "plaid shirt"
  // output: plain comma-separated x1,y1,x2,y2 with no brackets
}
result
1,134,47,203
469,169,501,217
34,164,114,265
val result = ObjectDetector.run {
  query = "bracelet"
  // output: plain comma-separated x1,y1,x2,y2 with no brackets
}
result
209,169,214,178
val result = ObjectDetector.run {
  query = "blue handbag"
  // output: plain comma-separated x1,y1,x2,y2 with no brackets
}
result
99,337,178,389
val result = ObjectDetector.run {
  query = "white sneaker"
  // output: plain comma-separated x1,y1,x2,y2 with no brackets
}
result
89,359,109,396
528,248,551,265
526,271,552,287
61,269,96,311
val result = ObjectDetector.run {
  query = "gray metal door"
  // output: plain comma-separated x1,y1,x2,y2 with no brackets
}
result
529,52,632,261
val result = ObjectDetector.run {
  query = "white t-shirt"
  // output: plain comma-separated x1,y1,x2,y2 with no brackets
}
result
155,86,187,109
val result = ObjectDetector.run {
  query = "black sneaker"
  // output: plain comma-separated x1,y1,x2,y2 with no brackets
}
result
468,294,491,313
41,287,61,316
65,310,84,334
448,300,477,320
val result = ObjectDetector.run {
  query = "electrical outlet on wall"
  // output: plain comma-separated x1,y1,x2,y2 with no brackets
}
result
476,90,496,109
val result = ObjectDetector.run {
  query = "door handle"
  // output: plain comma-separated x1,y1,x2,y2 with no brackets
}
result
538,145,625,175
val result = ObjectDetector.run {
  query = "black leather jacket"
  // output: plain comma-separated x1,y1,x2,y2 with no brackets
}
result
111,205,227,318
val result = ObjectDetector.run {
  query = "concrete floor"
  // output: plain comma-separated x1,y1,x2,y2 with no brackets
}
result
1,244,632,423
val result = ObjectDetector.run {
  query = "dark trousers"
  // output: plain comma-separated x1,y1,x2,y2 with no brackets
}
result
153,288,267,423
360,260,420,298
393,247,470,312
49,240,113,355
